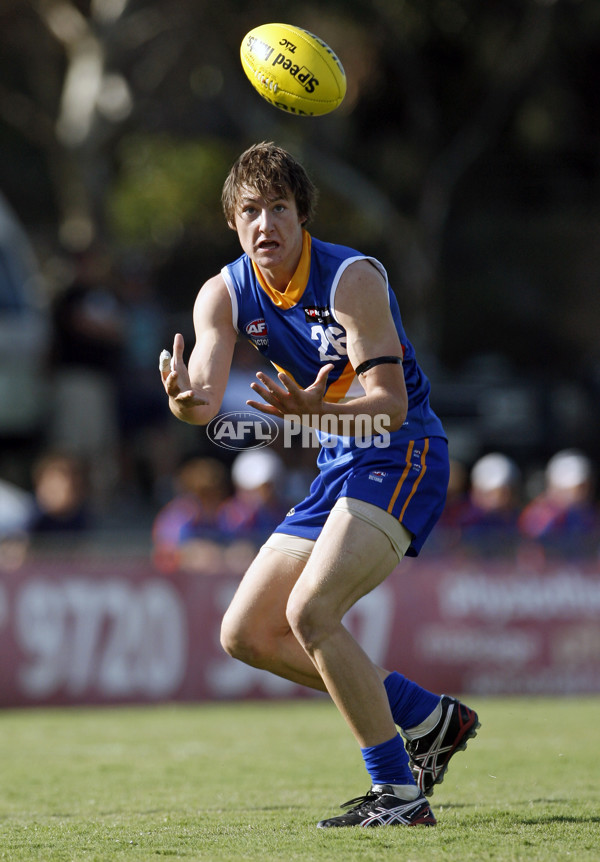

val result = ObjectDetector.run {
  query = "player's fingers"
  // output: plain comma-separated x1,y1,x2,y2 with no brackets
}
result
318,362,335,379
255,371,286,397
250,381,283,408
164,369,181,395
246,399,283,417
312,363,334,390
278,370,300,393
174,390,208,406
159,349,173,380
172,333,185,366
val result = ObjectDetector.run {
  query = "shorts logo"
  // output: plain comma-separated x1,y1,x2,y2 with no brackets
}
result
368,470,387,483
245,318,269,348
304,306,332,324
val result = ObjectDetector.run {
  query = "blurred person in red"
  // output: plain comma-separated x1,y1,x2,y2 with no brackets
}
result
152,457,230,573
459,452,522,557
518,449,599,559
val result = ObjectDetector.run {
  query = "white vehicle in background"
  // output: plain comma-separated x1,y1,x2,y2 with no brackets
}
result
0,192,50,440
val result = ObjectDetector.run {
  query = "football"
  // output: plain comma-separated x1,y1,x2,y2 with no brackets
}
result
240,23,346,116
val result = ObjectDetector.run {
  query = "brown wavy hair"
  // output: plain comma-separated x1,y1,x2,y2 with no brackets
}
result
222,141,317,227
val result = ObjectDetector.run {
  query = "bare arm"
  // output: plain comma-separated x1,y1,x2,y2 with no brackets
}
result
332,259,407,430
161,275,237,425
248,260,408,433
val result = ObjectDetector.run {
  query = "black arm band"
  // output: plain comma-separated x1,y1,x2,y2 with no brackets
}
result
355,355,403,376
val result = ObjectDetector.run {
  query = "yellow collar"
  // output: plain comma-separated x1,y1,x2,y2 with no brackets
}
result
251,230,311,309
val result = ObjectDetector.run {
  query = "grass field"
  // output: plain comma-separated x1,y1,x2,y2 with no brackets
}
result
0,696,598,861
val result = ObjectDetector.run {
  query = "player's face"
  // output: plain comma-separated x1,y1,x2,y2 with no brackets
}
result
233,187,305,282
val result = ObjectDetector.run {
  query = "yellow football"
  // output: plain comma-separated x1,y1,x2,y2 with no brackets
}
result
240,23,346,117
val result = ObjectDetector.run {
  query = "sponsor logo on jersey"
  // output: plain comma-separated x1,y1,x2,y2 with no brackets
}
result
304,306,332,324
245,318,269,348
368,470,388,483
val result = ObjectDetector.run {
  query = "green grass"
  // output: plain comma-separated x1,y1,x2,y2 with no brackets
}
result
0,697,598,861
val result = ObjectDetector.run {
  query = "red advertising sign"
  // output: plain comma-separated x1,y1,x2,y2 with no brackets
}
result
1,555,599,707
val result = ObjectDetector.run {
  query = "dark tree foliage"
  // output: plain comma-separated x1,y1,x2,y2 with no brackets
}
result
1,0,599,460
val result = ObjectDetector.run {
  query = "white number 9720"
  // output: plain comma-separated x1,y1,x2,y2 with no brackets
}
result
15,578,187,699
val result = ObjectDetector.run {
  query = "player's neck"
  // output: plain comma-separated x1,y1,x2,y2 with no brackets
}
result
256,262,297,293
255,239,304,293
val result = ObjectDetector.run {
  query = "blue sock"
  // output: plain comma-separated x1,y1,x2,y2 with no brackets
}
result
384,672,440,731
361,733,415,786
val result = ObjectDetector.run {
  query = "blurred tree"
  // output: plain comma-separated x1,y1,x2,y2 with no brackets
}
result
0,0,598,379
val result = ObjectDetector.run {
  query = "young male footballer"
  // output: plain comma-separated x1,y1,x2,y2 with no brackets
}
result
160,142,479,828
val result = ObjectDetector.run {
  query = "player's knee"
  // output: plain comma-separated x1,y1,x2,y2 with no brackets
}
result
286,594,335,655
220,611,256,663
220,609,269,666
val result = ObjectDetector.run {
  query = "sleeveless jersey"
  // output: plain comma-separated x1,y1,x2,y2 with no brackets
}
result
221,231,446,463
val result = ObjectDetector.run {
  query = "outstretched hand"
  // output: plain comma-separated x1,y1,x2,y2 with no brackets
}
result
159,333,208,408
247,363,334,418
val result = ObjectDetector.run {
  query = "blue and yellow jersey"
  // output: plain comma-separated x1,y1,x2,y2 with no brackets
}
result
222,231,448,555
221,231,446,456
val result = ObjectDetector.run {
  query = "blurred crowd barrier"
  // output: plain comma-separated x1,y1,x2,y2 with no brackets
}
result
1,547,599,709
4,447,600,574
2,441,600,708
2,221,600,706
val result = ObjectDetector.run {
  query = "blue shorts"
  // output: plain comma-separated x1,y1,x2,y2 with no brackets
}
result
274,436,449,557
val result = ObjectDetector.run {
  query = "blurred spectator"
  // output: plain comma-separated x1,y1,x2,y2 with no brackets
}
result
47,247,124,508
216,448,289,575
153,449,301,575
428,458,470,553
115,257,177,505
0,534,29,571
217,448,288,540
0,477,33,570
28,452,92,536
0,477,34,535
152,457,231,574
460,452,522,556
518,449,599,559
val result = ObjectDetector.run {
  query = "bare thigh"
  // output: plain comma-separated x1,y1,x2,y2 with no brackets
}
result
220,544,331,689
221,546,305,651
287,507,401,635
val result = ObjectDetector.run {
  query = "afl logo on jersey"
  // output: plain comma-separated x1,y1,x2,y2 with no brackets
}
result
245,318,269,348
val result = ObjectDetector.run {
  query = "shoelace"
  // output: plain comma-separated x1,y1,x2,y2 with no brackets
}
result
340,790,379,810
